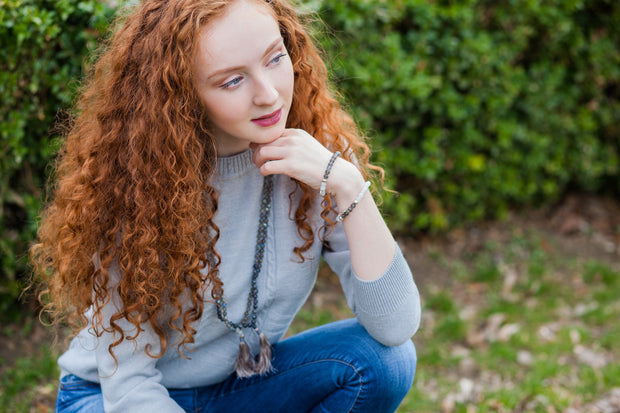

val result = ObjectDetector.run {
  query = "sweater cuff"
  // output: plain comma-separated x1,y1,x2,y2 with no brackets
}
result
352,243,416,316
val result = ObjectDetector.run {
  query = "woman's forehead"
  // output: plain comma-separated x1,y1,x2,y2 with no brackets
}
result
195,0,281,71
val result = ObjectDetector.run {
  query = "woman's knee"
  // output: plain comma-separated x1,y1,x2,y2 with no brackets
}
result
388,339,417,395
335,321,417,410
319,318,417,384
276,319,417,411
366,338,416,397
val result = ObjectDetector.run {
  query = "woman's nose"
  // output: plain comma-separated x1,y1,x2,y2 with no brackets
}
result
252,74,278,106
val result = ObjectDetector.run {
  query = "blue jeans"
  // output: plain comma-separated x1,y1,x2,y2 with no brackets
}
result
56,318,417,412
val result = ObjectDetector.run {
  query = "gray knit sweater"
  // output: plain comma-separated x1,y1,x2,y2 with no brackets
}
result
58,150,421,412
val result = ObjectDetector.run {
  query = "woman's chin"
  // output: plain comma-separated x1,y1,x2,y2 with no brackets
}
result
254,128,285,145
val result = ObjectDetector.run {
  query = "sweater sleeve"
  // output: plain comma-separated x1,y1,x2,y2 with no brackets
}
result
93,262,184,413
322,223,421,346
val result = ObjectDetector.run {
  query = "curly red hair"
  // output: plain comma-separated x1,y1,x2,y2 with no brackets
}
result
31,0,380,359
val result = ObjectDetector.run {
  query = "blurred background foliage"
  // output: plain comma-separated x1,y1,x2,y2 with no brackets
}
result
1,0,619,314
316,0,619,232
1,0,111,316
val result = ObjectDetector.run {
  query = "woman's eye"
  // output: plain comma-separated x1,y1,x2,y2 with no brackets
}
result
221,76,243,89
269,53,287,65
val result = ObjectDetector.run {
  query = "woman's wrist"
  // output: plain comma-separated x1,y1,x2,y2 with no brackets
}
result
326,158,366,207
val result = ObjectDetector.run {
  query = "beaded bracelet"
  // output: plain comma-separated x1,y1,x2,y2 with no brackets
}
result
319,151,341,197
336,181,371,222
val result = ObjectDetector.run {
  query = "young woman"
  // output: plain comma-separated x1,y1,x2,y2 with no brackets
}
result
32,0,421,411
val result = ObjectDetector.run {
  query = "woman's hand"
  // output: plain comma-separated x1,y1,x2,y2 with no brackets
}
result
252,128,396,281
250,128,365,205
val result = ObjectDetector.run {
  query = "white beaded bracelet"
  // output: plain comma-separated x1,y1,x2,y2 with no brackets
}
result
336,181,371,222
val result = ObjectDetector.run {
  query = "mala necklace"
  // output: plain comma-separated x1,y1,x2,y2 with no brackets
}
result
215,174,274,378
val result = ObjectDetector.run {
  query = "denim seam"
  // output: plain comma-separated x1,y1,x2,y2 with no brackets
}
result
202,358,363,412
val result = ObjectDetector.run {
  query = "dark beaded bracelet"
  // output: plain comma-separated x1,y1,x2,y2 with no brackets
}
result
319,151,341,196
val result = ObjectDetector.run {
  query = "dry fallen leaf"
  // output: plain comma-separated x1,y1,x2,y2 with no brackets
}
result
517,350,534,366
574,345,607,369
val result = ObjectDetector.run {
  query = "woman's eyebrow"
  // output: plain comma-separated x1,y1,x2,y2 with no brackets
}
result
207,37,284,80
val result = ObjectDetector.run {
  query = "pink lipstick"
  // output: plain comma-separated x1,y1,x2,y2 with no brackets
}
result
252,109,282,127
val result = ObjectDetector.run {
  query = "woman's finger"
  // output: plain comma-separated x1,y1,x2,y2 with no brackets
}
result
252,145,287,168
257,158,290,177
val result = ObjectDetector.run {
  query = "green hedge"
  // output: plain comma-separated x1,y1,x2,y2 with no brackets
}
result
317,0,620,232
0,0,110,314
1,0,619,310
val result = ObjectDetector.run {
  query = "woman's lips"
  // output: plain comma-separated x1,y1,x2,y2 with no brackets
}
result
251,109,282,127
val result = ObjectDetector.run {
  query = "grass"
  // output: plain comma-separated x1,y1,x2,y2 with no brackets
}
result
398,231,620,412
0,348,59,412
1,228,618,412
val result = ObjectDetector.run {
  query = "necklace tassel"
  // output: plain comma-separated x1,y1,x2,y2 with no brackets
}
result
234,335,256,378
255,330,273,375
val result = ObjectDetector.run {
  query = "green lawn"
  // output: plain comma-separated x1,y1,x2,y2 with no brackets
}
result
399,229,620,412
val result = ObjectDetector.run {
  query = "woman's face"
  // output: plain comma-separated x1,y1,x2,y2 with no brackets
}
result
194,0,295,156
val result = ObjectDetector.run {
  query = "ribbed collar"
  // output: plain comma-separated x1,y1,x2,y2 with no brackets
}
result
216,149,256,179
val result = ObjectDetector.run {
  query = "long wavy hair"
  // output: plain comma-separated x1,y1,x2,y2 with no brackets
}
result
31,0,380,360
